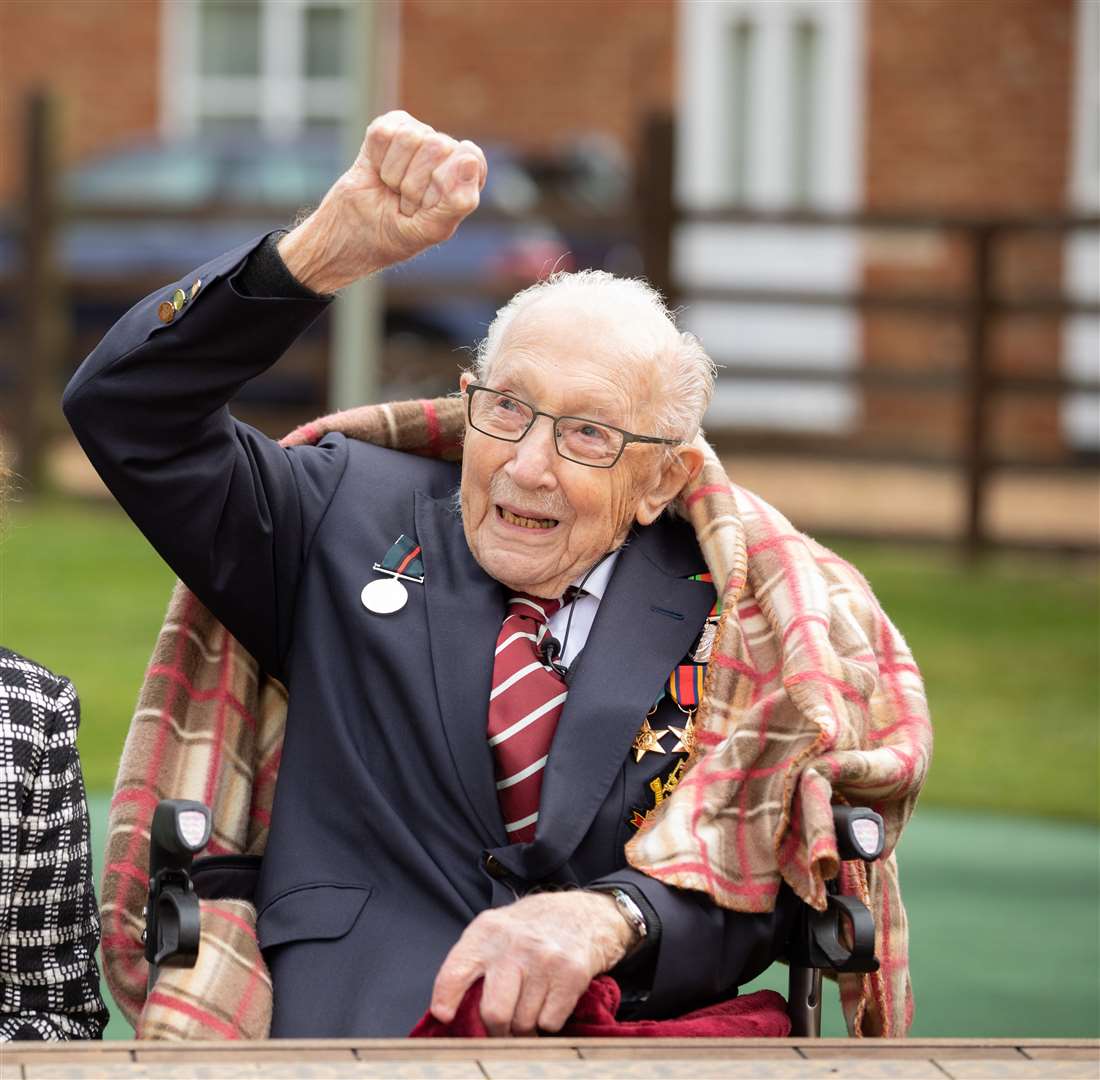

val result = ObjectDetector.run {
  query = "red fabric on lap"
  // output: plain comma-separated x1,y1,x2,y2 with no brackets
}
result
409,976,791,1038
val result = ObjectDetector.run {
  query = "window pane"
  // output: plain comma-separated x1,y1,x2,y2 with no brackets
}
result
303,115,342,138
305,6,347,78
200,0,261,77
726,19,755,201
791,19,820,206
198,114,263,137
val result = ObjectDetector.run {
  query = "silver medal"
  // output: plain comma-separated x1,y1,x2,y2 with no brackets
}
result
361,576,408,615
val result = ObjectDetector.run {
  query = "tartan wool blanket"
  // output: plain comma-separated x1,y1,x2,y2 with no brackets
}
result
101,395,931,1040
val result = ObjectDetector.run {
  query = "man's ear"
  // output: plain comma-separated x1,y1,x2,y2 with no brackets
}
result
634,444,705,526
459,371,473,394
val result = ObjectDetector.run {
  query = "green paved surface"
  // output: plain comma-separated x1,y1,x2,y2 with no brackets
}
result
741,806,1100,1037
88,797,1099,1040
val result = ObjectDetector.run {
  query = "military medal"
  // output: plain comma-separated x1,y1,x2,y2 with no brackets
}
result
668,714,698,756
362,534,424,616
628,759,687,830
693,620,718,664
689,572,722,663
361,576,409,614
632,716,668,762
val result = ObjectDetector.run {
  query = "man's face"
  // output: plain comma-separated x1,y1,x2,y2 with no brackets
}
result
459,300,671,599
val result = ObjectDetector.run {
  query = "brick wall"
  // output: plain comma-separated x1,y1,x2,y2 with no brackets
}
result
0,1,674,197
861,0,1077,461
0,0,160,201
399,0,675,156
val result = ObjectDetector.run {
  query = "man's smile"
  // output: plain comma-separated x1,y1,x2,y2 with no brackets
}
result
496,504,561,532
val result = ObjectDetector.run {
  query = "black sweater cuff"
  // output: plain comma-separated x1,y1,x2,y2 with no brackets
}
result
235,231,332,301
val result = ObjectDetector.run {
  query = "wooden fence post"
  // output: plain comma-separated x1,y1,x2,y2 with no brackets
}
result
963,223,995,556
15,89,65,490
636,113,676,309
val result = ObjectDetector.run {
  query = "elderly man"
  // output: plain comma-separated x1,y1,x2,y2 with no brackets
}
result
64,112,798,1037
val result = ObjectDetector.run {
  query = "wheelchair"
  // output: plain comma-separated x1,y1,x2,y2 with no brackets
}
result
142,798,884,1038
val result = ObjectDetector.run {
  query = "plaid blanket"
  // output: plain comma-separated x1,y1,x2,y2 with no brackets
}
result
101,396,931,1039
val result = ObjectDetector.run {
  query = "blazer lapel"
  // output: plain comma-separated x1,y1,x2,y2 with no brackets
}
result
512,515,714,881
415,491,509,847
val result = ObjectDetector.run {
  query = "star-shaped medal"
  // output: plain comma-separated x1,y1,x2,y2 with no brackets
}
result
668,714,697,756
632,716,668,762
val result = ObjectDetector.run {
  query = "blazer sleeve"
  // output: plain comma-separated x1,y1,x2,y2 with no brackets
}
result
0,675,108,1041
62,234,340,679
587,868,797,1017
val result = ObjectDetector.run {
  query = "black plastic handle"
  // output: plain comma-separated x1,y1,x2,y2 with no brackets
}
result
806,892,881,973
833,805,886,863
145,799,212,991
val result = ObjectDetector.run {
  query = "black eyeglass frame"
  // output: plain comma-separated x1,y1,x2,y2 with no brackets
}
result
464,383,680,469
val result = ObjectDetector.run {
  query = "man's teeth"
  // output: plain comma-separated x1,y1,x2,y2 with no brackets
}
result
500,507,557,530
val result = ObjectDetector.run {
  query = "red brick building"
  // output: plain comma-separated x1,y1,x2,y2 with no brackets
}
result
0,0,675,201
1,0,1095,456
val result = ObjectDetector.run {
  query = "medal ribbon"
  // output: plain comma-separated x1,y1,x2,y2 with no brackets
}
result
378,534,424,580
667,662,706,709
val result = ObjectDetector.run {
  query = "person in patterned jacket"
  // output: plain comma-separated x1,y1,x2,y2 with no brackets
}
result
0,462,108,1040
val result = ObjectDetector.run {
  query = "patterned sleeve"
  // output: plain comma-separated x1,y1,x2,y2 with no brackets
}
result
0,653,109,1040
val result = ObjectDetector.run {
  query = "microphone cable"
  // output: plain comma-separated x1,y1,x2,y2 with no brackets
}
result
540,549,616,682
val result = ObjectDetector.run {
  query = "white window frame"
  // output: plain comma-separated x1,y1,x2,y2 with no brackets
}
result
160,0,353,139
1062,0,1100,450
676,0,866,433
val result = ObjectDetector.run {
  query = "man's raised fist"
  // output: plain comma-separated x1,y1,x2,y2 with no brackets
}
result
279,110,488,295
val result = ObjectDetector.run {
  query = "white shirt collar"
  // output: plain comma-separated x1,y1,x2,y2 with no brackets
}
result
569,547,621,602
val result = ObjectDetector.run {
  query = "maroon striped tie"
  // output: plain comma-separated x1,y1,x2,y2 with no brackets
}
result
487,593,567,844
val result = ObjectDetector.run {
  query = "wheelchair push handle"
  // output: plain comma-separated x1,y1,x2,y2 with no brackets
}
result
832,805,885,863
787,804,886,1037
144,799,212,993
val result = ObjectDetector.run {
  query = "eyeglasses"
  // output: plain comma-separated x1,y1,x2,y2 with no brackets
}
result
465,384,680,468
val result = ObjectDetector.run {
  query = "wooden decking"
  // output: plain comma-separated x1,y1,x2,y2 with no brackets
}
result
1,1038,1097,1078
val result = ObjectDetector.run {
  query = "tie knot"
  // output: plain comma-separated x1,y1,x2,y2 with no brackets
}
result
508,594,562,624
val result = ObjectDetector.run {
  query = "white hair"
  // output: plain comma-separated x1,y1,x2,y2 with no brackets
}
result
473,270,716,443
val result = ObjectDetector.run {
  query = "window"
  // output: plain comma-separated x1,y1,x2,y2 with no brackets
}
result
725,19,755,202
1062,0,1100,450
161,0,353,138
677,0,866,433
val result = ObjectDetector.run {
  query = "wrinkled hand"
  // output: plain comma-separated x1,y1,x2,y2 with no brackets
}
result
278,110,487,294
430,891,636,1036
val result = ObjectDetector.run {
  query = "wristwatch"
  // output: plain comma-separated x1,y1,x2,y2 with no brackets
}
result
599,887,649,950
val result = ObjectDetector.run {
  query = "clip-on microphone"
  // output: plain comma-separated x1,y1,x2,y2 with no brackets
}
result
539,633,571,683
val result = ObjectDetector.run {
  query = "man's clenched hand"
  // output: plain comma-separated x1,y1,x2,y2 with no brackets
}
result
278,110,487,294
429,891,637,1037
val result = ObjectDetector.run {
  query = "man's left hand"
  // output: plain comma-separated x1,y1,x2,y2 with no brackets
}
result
429,891,636,1036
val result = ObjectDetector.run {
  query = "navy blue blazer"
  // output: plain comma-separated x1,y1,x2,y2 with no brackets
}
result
63,236,794,1037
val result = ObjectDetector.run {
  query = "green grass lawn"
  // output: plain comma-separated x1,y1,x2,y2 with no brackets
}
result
3,496,1097,1040
0,498,176,791
1,497,1097,820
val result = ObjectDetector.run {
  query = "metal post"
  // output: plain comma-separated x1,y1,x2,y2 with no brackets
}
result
787,965,822,1038
636,113,676,309
329,0,393,411
16,90,65,488
963,225,995,556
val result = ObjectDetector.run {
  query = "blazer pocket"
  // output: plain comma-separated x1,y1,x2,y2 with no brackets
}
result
257,882,373,950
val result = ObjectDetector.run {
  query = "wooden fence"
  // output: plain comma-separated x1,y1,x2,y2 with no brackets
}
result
3,97,1098,552
635,115,1100,554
